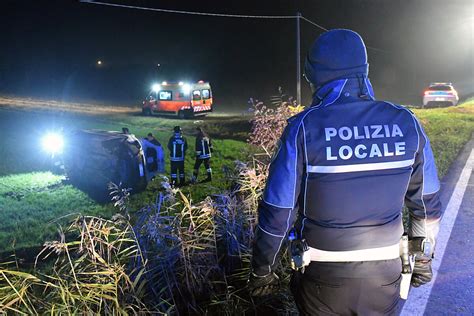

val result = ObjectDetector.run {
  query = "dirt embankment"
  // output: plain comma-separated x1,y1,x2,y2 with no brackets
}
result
0,96,140,115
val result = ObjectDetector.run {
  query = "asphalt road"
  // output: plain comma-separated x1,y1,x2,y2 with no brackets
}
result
402,138,474,315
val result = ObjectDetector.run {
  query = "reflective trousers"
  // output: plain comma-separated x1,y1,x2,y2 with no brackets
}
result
170,160,185,186
193,158,211,181
291,259,402,316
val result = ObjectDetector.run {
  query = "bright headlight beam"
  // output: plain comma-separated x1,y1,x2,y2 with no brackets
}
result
41,133,64,155
152,83,161,92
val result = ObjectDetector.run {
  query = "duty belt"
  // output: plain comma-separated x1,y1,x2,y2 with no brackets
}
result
308,243,400,262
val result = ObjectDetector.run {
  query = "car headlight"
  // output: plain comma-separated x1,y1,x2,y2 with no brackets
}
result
152,83,161,92
41,132,64,155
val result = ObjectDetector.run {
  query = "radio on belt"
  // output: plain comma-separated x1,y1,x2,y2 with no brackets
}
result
288,229,311,272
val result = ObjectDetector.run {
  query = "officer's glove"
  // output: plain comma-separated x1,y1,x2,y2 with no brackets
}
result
247,271,279,297
411,255,433,287
409,237,433,287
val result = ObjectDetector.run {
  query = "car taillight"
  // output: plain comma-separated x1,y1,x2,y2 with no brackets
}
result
424,91,431,95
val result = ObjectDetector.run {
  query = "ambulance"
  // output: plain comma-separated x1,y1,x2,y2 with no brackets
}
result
142,81,213,118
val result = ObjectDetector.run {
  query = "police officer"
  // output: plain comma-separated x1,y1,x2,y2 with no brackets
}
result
248,29,442,315
192,127,213,183
167,126,187,187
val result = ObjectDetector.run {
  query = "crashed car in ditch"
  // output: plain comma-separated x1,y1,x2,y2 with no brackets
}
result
61,130,148,201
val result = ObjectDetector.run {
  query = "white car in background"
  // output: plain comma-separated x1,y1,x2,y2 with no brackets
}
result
423,83,459,107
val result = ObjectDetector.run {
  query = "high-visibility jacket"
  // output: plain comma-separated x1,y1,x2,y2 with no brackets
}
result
195,136,212,159
167,133,187,162
252,77,442,276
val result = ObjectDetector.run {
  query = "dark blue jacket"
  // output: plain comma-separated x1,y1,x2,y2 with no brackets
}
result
195,135,212,159
167,133,187,162
252,78,442,276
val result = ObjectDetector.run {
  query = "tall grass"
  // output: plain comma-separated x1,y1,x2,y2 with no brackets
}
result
130,171,296,314
1,213,149,314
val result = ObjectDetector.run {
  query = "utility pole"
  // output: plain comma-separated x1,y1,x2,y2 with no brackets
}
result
296,12,302,105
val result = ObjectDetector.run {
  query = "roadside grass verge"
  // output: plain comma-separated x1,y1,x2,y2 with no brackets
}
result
412,98,474,177
0,172,113,251
0,95,137,114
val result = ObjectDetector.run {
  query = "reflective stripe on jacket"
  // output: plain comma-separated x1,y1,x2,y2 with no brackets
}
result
251,78,442,275
167,133,187,162
195,136,212,159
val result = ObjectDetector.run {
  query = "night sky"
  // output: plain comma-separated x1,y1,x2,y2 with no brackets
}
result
1,0,473,109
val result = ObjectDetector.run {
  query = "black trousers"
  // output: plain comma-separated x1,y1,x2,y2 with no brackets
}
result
291,260,402,316
193,158,211,179
170,160,185,185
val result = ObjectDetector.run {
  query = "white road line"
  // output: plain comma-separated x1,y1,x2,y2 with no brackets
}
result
402,149,474,316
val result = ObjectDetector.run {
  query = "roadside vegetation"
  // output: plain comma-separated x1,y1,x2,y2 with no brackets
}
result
412,98,474,177
0,97,472,314
0,172,114,251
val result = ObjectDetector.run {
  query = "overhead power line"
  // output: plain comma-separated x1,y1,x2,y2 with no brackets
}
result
80,0,391,104
300,16,328,32
301,16,389,54
81,0,387,54
79,0,297,19
365,45,390,54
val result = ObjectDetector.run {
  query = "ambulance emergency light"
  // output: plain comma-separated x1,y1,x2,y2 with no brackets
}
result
178,82,192,94
152,83,161,92
182,83,191,94
151,82,192,94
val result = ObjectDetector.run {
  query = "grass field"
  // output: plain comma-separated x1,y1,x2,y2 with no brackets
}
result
412,98,474,177
0,107,251,252
0,172,115,251
0,98,472,253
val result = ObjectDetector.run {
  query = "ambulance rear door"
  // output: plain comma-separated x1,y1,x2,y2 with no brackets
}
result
191,84,212,112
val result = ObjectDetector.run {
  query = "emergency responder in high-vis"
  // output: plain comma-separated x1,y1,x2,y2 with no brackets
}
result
191,127,213,183
248,29,442,315
167,126,187,187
